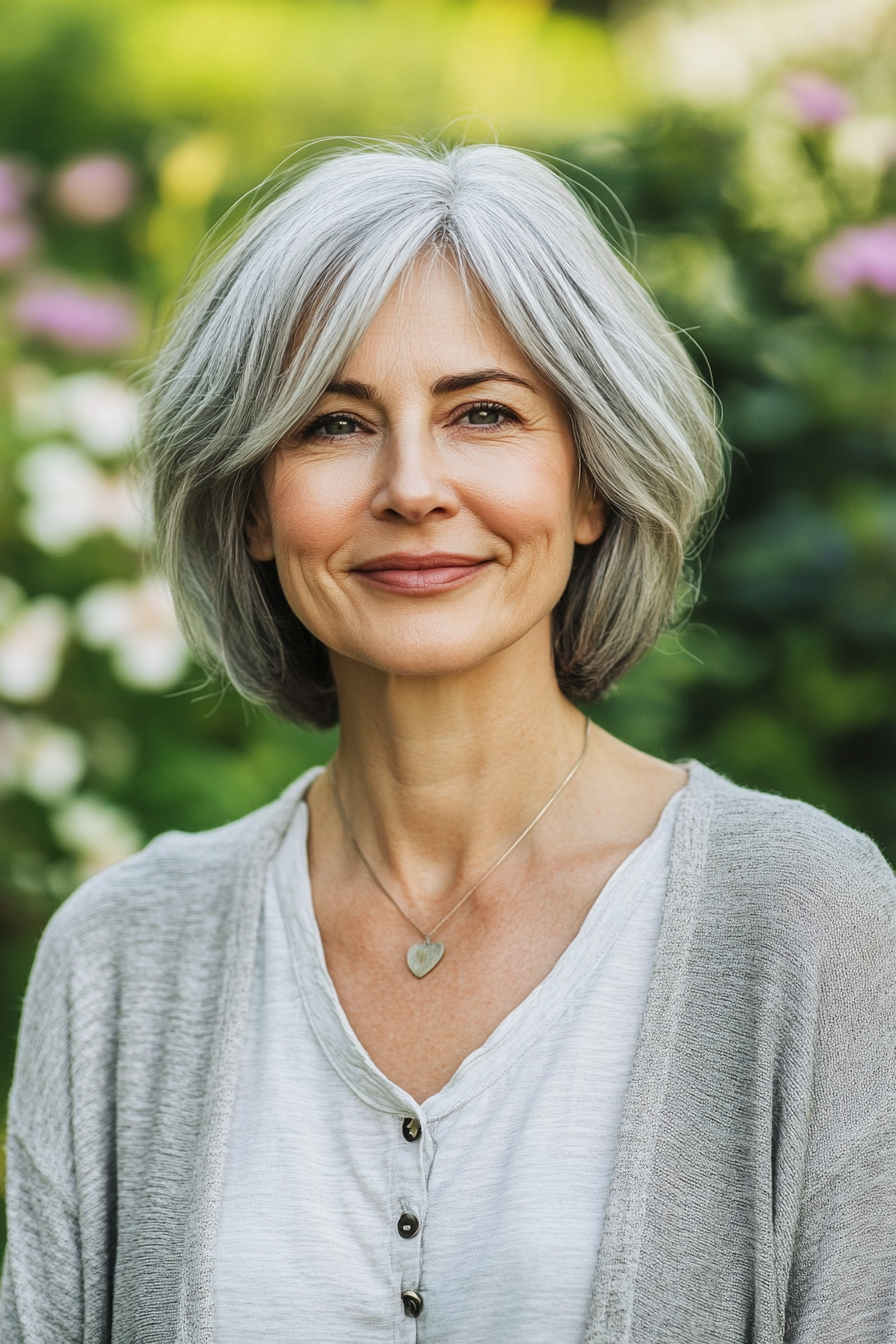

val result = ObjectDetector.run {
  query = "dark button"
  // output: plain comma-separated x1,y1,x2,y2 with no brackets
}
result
397,1212,420,1239
401,1290,424,1318
401,1116,421,1142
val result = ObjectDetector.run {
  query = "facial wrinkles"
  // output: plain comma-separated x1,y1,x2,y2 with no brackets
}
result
249,256,599,678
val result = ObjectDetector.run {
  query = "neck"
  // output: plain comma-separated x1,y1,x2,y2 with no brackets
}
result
327,624,587,904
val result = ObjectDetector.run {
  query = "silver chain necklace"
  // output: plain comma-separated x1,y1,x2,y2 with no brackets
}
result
328,717,591,977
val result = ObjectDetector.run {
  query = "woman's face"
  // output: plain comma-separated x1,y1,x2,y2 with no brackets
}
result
246,257,605,683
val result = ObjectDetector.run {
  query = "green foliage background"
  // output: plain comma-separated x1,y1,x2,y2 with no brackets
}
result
2,0,896,1240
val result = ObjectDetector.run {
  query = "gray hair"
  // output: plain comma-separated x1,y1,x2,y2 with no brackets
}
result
142,141,726,728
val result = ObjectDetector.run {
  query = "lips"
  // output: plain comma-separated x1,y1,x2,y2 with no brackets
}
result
352,552,492,593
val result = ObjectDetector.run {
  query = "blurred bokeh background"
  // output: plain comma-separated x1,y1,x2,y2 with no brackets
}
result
2,0,896,1241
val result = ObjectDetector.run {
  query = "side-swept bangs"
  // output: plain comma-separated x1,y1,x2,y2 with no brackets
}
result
141,141,726,728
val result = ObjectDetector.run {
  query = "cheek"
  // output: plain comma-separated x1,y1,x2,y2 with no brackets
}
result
266,457,361,570
470,449,578,556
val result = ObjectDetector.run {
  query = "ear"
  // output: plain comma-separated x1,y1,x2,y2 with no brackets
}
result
244,484,275,561
573,488,607,547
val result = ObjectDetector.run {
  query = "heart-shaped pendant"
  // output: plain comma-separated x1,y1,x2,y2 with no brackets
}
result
407,940,445,978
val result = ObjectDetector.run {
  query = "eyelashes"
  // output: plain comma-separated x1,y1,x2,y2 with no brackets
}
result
299,400,520,443
302,412,364,439
460,400,519,430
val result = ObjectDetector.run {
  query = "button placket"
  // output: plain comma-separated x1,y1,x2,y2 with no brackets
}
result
393,1111,431,1330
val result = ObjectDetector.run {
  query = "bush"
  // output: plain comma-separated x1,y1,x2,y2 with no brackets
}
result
562,103,896,850
2,0,895,1250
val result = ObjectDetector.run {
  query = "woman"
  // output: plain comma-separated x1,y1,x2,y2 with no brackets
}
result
3,143,895,1344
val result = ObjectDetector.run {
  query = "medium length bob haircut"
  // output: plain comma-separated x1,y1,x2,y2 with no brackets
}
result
142,141,726,729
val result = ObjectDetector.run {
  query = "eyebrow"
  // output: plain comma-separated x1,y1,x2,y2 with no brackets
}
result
324,379,376,400
322,369,536,401
431,369,536,396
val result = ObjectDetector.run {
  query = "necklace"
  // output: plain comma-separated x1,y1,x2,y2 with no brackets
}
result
328,717,591,978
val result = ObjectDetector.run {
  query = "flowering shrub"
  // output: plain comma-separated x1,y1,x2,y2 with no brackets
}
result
0,713,85,802
1,0,896,1245
786,71,854,127
815,219,896,293
0,583,68,702
563,68,896,845
0,218,35,269
77,578,188,690
52,155,136,224
11,280,139,352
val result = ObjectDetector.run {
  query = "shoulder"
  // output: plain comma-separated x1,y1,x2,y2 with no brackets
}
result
687,761,896,948
34,774,311,973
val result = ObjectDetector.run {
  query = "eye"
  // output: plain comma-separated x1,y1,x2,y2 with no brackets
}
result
306,412,364,439
457,401,516,429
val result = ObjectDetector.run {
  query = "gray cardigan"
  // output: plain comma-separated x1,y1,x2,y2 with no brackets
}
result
2,762,896,1343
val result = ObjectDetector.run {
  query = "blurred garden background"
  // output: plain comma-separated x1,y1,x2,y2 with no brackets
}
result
2,0,896,1240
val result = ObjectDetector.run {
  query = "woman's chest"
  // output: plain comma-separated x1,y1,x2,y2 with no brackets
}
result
313,843,640,1100
213,861,667,1343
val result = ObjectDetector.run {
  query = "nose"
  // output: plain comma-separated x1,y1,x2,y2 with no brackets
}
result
370,422,459,524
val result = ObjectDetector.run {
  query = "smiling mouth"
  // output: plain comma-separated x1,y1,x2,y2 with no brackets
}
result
352,552,493,593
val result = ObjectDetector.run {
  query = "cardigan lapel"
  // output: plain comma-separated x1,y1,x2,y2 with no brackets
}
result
585,762,717,1343
175,771,320,1343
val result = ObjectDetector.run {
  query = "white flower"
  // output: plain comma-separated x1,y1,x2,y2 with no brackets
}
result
832,116,896,177
57,372,139,457
24,721,84,800
16,443,146,552
0,575,24,625
622,0,893,105
10,365,139,457
52,794,142,876
77,577,189,690
0,712,85,801
0,590,68,702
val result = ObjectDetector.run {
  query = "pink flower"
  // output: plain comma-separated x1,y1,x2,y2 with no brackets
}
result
0,217,36,268
0,160,28,216
815,221,896,295
53,155,136,224
786,72,853,128
12,280,139,351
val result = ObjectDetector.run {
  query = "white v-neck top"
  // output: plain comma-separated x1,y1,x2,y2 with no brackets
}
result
214,782,684,1343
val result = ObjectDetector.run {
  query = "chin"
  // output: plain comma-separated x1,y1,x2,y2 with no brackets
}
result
364,648,502,680
338,624,524,681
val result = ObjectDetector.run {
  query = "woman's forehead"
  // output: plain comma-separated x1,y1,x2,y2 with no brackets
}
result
337,257,542,392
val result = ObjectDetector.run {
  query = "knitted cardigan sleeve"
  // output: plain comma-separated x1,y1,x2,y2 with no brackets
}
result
1,874,122,1344
1,908,86,1344
587,781,896,1344
782,835,896,1341
0,802,275,1344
